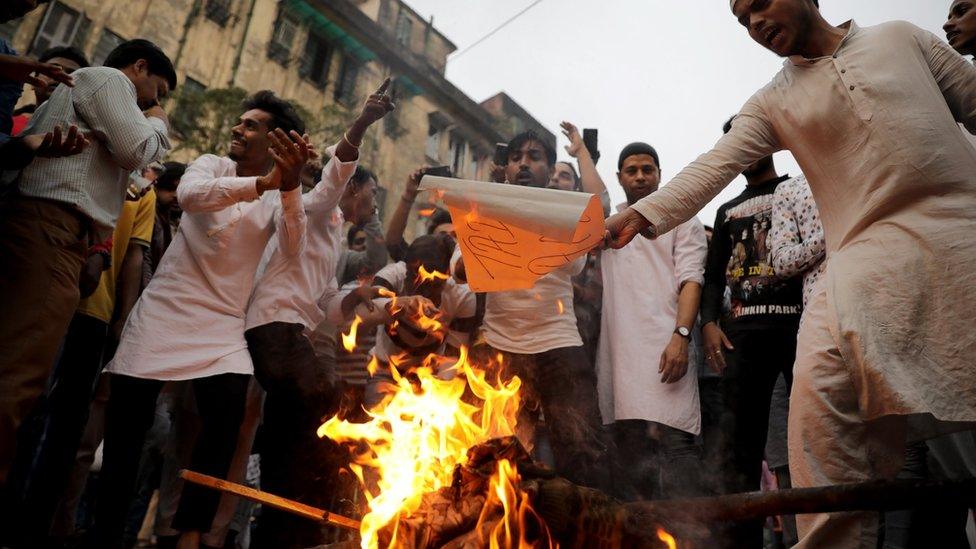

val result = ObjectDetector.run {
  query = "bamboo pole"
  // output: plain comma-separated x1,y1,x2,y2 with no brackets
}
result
179,470,362,532
626,478,976,524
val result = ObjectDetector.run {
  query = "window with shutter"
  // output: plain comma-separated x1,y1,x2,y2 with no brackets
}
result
300,33,332,89
333,55,359,105
394,10,413,48
204,0,233,26
91,28,124,66
29,1,85,55
267,9,299,66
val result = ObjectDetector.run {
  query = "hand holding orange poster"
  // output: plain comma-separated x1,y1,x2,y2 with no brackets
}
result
420,176,605,292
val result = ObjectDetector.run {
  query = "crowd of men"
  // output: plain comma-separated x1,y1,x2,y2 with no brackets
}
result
0,0,974,547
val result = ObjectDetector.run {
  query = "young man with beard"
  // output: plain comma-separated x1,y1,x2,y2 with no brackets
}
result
946,0,976,59
606,0,976,545
244,80,393,549
96,91,311,549
456,130,611,491
595,143,708,502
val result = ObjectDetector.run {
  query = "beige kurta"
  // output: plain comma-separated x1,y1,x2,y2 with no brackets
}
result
632,21,976,428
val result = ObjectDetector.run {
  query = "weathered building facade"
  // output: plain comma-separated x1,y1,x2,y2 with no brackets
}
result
1,0,554,235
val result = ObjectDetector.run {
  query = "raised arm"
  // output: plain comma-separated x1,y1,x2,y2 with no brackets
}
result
917,25,976,133
606,92,780,246
769,178,825,279
561,121,611,216
74,70,170,171
303,146,358,213
176,155,260,213
385,167,423,260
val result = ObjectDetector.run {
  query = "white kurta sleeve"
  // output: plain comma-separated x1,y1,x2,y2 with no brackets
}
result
630,93,781,236
672,218,707,287
274,188,307,256
304,144,358,213
177,155,259,213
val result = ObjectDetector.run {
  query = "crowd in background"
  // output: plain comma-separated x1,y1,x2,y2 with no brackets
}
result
0,0,975,548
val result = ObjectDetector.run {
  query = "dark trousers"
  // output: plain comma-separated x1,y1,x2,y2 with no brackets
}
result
718,324,797,548
246,322,341,549
1,313,107,546
481,344,611,492
0,197,87,486
611,419,702,502
881,441,971,548
94,373,248,549
697,376,725,496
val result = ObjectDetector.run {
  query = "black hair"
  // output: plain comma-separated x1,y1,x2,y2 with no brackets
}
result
349,165,376,190
703,225,714,232
813,0,819,7
155,161,186,191
617,142,660,171
723,115,737,135
241,90,306,136
103,39,177,90
405,234,454,274
347,223,366,247
507,130,556,167
426,208,453,234
555,160,581,190
38,46,89,68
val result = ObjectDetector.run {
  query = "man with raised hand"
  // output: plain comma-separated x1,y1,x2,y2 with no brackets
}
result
96,91,310,549
606,0,976,546
245,79,393,549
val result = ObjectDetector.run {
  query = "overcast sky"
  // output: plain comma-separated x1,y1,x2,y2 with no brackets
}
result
404,0,952,225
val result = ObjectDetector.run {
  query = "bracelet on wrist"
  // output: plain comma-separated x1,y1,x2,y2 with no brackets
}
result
343,131,362,149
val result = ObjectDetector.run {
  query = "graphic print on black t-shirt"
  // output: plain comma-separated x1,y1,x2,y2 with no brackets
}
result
722,192,800,320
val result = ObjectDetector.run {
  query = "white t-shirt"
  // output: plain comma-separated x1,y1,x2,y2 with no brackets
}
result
370,262,476,364
483,257,585,354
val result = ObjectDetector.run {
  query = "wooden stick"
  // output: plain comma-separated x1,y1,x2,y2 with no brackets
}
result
179,469,361,532
627,478,976,524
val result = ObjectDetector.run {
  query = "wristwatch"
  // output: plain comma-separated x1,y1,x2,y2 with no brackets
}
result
673,326,691,339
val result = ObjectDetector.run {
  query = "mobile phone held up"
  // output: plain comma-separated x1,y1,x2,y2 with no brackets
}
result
493,143,509,166
583,128,600,164
422,165,452,179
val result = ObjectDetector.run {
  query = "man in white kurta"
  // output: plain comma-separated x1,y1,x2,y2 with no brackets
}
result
606,2,976,546
243,80,394,548
97,94,311,547
597,143,707,501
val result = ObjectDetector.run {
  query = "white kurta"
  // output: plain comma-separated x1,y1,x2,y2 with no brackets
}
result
246,150,357,332
631,21,976,428
596,212,707,434
107,155,306,381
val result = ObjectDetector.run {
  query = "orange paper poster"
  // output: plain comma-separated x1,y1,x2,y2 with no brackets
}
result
420,176,606,292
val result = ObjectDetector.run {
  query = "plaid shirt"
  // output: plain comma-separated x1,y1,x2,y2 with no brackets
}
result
15,67,170,237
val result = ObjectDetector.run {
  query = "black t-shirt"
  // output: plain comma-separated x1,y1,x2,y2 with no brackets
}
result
700,175,803,330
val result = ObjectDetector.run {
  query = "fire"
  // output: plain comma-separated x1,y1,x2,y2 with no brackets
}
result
476,458,556,549
415,265,450,286
657,528,677,549
319,347,528,549
342,315,363,352
556,299,564,315
418,208,436,217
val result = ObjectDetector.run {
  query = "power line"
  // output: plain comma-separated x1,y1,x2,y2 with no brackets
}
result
450,0,545,60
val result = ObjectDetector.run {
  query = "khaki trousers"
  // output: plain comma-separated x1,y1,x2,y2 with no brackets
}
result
0,196,86,485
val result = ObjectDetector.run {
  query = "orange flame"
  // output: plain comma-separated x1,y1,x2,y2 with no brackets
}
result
415,265,450,286
341,315,363,353
366,355,380,377
556,299,564,315
318,346,524,549
657,528,677,549
417,208,436,217
476,458,557,549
